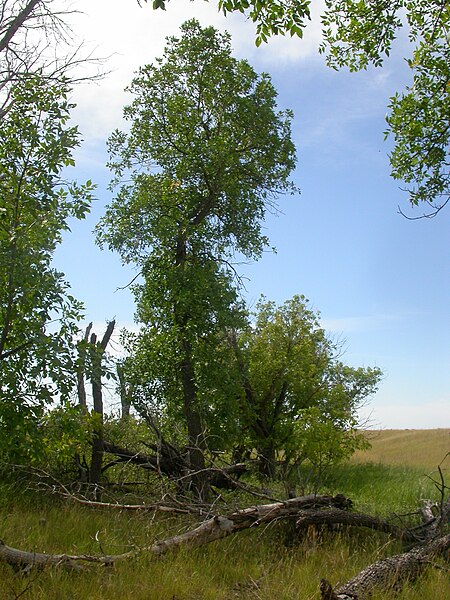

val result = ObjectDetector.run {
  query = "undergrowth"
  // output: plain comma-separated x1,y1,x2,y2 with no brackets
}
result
0,439,448,599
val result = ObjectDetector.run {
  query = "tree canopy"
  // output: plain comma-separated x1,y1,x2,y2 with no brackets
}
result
231,296,382,477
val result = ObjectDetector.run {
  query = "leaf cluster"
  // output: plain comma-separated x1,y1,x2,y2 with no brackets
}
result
235,295,382,466
320,0,450,214
99,19,296,264
144,0,311,46
0,75,94,462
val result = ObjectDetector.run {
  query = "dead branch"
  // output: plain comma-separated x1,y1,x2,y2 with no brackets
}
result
0,494,350,571
0,540,87,572
102,440,183,477
57,490,203,515
31,466,206,515
320,533,450,600
0,0,105,118
60,495,195,514
102,439,253,490
411,497,450,542
296,507,421,544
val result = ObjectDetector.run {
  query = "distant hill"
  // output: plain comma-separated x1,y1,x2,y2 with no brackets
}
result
351,429,449,470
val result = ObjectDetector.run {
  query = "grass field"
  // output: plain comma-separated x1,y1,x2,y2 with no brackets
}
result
352,428,449,470
0,429,448,599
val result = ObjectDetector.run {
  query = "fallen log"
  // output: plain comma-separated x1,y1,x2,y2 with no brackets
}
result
296,507,421,543
0,494,350,571
0,541,88,572
320,533,450,600
132,493,351,559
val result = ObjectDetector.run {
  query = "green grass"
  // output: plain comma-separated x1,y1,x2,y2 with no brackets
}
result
0,430,449,599
322,462,440,514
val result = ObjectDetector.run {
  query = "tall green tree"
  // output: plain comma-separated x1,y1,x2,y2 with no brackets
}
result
0,75,94,462
232,296,382,478
96,19,296,498
146,0,450,216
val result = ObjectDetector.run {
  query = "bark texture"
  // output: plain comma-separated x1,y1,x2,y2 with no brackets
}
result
320,533,450,600
296,507,420,543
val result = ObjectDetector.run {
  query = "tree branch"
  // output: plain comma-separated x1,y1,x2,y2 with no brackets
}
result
0,0,41,54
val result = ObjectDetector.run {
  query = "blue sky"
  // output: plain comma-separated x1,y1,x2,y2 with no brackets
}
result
52,0,449,429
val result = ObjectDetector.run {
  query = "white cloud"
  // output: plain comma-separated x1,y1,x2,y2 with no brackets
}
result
66,0,324,143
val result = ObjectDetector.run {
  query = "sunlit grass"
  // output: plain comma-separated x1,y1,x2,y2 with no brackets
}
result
352,428,449,469
320,462,440,515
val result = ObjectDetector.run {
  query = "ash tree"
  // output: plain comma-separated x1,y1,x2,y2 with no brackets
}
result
231,296,382,479
96,19,297,498
0,75,94,462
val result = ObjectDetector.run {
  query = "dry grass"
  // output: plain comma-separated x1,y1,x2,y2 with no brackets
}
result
0,430,449,599
2,507,440,600
352,428,449,470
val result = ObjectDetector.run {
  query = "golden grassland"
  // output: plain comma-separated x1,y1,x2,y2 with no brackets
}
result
352,428,450,470
0,430,449,599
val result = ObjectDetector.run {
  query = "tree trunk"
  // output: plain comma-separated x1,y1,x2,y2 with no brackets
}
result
89,321,115,488
258,441,277,479
174,234,209,501
320,533,450,599
179,336,209,501
76,322,92,411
